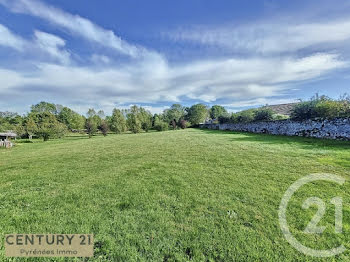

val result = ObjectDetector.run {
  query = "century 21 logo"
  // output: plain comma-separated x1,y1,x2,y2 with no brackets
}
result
279,173,346,257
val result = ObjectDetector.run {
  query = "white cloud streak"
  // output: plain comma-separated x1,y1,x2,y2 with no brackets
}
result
0,0,151,58
167,20,350,54
0,24,26,50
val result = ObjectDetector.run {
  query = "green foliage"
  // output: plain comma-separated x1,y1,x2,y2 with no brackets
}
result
32,112,67,141
163,104,186,124
179,119,189,129
153,115,169,131
31,101,58,115
126,106,142,134
234,109,256,123
210,105,228,119
291,95,350,120
99,120,109,136
58,107,85,130
254,107,274,121
273,114,289,120
109,109,127,134
187,104,208,125
85,117,98,138
25,118,38,139
139,107,153,132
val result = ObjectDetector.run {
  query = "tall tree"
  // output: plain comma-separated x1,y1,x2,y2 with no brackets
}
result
109,109,127,134
25,118,37,139
126,105,142,133
164,104,186,124
58,107,85,130
187,104,208,125
210,105,228,119
31,102,58,115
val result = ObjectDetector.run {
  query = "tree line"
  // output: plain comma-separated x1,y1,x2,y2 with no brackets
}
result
0,102,219,141
1,94,349,141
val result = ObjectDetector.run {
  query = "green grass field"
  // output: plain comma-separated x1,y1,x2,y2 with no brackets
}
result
0,129,349,261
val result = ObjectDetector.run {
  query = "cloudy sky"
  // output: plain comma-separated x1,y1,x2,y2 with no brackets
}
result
0,0,350,115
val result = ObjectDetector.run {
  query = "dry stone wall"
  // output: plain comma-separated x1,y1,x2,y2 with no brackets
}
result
200,118,350,140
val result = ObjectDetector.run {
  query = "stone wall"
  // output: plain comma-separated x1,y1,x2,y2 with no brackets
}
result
200,118,350,140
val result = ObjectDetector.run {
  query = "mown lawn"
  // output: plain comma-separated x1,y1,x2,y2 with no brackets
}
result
0,129,349,261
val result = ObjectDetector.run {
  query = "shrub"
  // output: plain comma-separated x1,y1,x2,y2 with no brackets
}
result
179,120,189,129
290,101,318,120
154,121,169,131
273,114,289,120
254,108,274,121
314,100,343,119
235,109,256,123
99,121,109,136
218,115,231,124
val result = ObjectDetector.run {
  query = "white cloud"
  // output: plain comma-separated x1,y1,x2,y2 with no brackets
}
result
167,19,350,54
0,53,346,110
0,0,349,114
0,24,26,50
0,0,152,58
34,31,70,64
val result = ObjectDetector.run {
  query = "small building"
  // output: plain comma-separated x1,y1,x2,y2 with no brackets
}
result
0,132,17,141
0,132,17,148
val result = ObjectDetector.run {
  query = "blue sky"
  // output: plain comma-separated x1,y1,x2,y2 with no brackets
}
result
0,0,350,115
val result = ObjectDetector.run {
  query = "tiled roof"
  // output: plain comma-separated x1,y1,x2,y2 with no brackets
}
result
265,103,300,116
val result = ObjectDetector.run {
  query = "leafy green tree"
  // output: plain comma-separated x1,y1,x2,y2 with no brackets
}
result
109,109,127,134
187,104,208,125
58,107,85,130
164,104,186,124
32,112,67,141
139,107,153,132
254,108,274,121
99,120,109,136
31,102,58,114
87,108,97,118
235,109,256,123
153,115,169,131
97,110,105,119
25,118,38,139
126,106,142,133
85,118,98,138
210,105,228,119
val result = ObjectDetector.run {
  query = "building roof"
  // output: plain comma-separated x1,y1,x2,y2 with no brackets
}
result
264,103,300,116
0,132,17,137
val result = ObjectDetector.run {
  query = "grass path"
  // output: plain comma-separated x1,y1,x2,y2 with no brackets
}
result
0,129,349,261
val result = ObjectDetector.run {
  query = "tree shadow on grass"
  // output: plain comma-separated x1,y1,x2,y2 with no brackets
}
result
196,128,350,151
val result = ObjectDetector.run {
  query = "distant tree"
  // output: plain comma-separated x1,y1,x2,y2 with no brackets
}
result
235,109,256,123
31,102,58,114
139,107,153,132
99,120,109,136
97,110,105,119
87,108,97,118
85,118,98,138
164,104,186,124
153,115,169,131
210,105,228,119
32,112,67,141
58,107,85,130
25,118,38,139
126,106,142,133
179,119,189,129
109,109,127,134
171,119,177,130
254,107,274,121
187,104,208,125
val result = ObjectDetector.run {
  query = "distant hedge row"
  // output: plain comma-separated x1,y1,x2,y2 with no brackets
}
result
290,96,350,120
218,95,350,124
218,107,287,124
